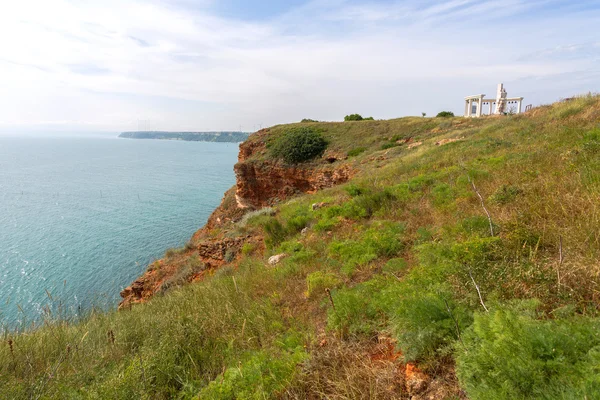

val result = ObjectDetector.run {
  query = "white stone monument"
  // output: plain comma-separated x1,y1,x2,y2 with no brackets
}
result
464,83,523,117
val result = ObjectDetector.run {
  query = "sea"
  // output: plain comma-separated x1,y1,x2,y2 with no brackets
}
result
0,133,239,329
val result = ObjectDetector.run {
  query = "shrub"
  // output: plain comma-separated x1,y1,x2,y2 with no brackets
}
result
224,249,236,263
301,118,318,123
382,258,408,275
381,142,398,150
342,189,397,219
392,288,471,362
344,114,364,121
436,111,455,118
285,210,311,234
431,183,455,207
345,184,367,197
241,242,256,256
313,206,343,232
306,271,342,298
329,240,377,275
347,147,367,157
238,207,276,227
197,348,307,399
328,221,404,275
270,127,328,164
262,217,288,248
456,308,600,399
165,248,176,258
328,278,394,337
313,217,340,232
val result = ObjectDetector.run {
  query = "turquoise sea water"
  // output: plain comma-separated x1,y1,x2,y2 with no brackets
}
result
0,134,239,328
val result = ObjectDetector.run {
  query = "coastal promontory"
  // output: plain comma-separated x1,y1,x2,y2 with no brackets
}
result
119,131,250,142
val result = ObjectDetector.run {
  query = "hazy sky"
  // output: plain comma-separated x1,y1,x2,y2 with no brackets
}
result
0,0,598,132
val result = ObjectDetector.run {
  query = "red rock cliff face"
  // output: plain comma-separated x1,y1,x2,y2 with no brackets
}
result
234,129,353,209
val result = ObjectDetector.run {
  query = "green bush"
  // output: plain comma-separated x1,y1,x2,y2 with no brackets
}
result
344,114,364,121
436,111,455,118
197,348,307,399
329,240,377,275
313,215,341,232
344,184,367,197
270,127,328,164
342,189,397,219
328,277,394,337
283,205,312,234
381,142,398,150
344,114,373,121
456,308,600,399
328,221,404,275
301,118,318,123
431,183,455,207
262,217,288,248
392,288,471,362
238,207,276,227
382,258,408,275
306,271,342,298
347,147,367,157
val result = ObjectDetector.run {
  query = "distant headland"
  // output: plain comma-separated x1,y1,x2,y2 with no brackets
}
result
119,131,250,143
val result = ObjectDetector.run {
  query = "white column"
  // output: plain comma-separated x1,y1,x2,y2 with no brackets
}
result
465,100,469,117
477,96,483,117
517,98,523,114
467,99,472,117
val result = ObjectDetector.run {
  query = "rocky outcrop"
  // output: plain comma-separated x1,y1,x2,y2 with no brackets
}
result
234,162,352,209
119,235,250,309
234,129,353,209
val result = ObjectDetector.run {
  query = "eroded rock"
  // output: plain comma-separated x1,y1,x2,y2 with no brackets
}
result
268,253,288,266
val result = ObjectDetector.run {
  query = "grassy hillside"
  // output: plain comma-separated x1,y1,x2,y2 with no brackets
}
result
2,95,600,399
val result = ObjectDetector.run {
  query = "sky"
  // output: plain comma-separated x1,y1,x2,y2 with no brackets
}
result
0,0,598,133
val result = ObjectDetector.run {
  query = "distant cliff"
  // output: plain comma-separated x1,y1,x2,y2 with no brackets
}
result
119,131,250,143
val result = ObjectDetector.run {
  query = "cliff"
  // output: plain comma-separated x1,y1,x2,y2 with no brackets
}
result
119,128,355,308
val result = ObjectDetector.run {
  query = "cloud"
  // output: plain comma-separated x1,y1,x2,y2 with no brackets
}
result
0,0,598,132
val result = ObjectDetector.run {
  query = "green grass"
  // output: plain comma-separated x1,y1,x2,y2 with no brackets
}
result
3,95,600,398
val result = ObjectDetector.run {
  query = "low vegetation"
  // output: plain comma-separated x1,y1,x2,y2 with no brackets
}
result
344,114,374,121
269,127,328,164
2,95,600,399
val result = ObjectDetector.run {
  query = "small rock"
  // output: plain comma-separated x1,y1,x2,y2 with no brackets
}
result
407,141,423,149
301,227,309,236
435,137,465,146
312,202,328,211
268,253,288,266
